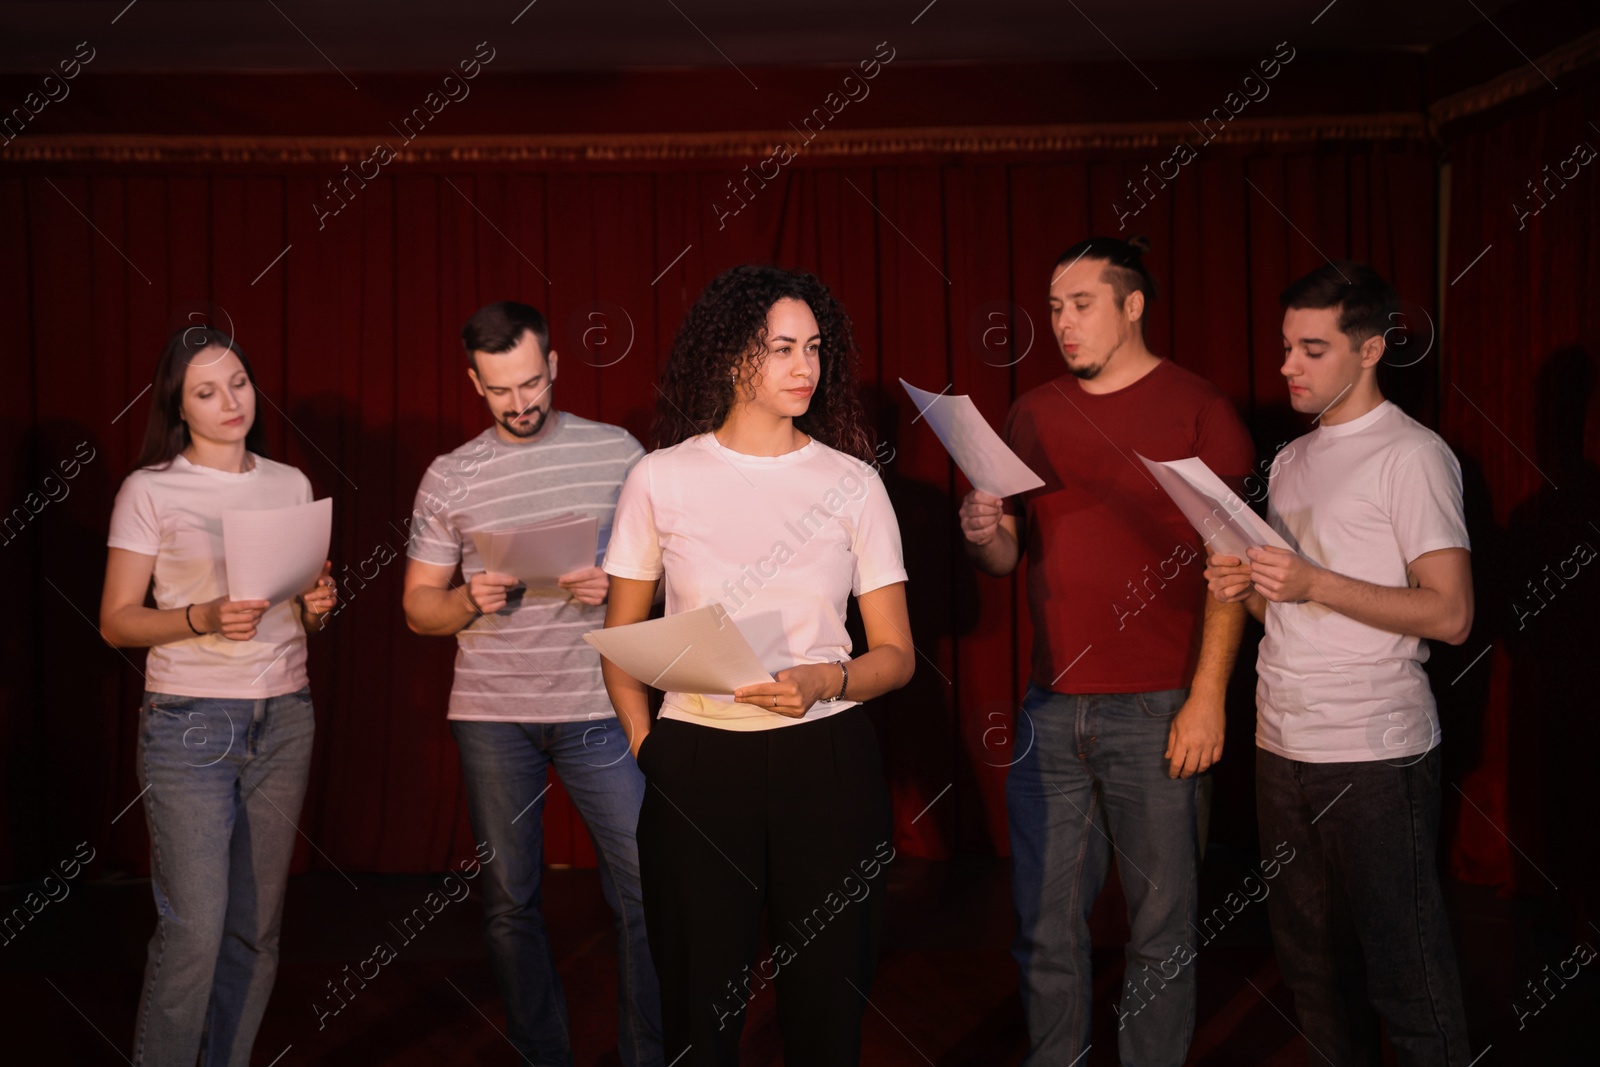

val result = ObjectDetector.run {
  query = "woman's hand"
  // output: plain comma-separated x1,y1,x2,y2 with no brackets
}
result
734,662,841,718
298,561,337,628
198,595,271,641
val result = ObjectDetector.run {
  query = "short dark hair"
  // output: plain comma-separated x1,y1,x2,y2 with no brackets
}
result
461,301,550,370
1279,261,1398,345
1053,234,1157,310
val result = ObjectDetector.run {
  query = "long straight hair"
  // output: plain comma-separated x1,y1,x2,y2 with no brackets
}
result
133,326,267,470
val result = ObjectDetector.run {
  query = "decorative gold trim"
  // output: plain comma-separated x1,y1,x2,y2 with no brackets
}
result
3,114,1426,165
1430,27,1600,127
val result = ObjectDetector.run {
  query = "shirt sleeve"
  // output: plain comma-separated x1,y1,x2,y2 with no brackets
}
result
1195,394,1258,496
405,460,464,567
106,472,161,555
602,456,664,581
1386,437,1469,563
621,433,646,474
851,468,909,596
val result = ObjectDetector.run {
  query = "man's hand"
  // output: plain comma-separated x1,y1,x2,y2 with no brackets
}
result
1246,546,1322,603
1165,695,1225,778
466,570,519,615
959,489,1004,547
557,566,610,606
1204,553,1254,603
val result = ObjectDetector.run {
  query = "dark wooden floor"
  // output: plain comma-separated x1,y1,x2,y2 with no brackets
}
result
4,847,1596,1064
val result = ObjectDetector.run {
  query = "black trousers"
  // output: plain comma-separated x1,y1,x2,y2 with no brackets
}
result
635,707,893,1067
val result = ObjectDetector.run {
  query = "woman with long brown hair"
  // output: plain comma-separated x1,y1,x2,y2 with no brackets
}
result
99,325,335,1066
600,265,914,1065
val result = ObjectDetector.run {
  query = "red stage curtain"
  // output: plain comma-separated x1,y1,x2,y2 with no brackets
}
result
1439,69,1600,895
0,136,1436,877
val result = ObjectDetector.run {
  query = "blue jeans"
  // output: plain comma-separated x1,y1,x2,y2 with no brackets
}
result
451,717,662,1067
1007,685,1200,1067
132,687,315,1067
1256,747,1470,1065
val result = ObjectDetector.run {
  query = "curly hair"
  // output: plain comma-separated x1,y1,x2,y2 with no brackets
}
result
652,264,875,464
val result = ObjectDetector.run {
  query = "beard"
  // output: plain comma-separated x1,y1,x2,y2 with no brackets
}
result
1064,332,1127,381
500,405,551,438
1066,348,1108,380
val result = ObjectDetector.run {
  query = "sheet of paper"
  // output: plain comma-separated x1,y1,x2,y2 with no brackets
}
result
471,514,598,587
901,379,1044,497
1135,453,1292,559
222,497,333,605
583,604,774,695
470,513,579,575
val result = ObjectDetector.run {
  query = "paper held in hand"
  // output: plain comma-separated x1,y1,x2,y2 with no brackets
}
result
900,379,1044,498
583,604,774,695
1135,453,1292,560
222,497,333,605
471,513,599,588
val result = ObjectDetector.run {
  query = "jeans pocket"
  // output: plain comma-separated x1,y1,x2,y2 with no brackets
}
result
1136,688,1188,719
1020,683,1054,717
144,692,203,718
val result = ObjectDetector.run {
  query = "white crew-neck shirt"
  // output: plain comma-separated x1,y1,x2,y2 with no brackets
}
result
1256,401,1469,763
107,453,314,698
603,433,907,731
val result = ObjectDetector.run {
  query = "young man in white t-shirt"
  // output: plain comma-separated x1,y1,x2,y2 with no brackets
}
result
402,302,661,1067
1206,262,1473,1065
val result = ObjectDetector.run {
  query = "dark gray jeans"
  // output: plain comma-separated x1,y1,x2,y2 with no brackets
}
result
1256,746,1471,1066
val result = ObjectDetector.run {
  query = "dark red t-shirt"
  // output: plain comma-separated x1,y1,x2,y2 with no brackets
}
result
1003,361,1256,694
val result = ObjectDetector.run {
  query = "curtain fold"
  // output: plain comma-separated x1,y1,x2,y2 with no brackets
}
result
1,135,1445,876
1438,73,1600,894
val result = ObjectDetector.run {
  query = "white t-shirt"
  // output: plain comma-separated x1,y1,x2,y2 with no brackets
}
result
1256,401,1469,763
602,433,908,731
107,453,314,699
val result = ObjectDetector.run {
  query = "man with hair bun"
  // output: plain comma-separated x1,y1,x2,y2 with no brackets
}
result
1206,261,1472,1064
961,236,1256,1066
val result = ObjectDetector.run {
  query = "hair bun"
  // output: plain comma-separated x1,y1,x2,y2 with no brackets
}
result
1125,235,1152,255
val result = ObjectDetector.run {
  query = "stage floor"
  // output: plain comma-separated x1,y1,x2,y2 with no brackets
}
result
3,849,1593,1065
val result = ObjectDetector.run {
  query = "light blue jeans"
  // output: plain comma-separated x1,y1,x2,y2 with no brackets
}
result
133,687,315,1067
1007,684,1200,1067
451,716,662,1067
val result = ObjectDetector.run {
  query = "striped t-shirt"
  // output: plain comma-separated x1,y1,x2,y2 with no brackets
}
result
407,412,644,722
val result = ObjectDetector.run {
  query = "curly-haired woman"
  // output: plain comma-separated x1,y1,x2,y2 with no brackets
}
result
600,265,913,1066
99,326,334,1066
